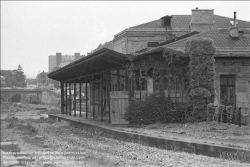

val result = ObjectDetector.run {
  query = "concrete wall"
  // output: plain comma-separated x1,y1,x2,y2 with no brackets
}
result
41,88,61,105
1,92,41,103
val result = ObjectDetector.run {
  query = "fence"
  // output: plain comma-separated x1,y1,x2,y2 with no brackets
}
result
218,107,250,127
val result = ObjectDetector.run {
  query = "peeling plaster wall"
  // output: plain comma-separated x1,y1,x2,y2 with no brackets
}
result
214,61,250,108
113,31,188,55
214,60,250,124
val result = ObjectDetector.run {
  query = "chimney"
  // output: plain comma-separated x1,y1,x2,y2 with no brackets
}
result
229,12,239,39
56,53,62,68
190,8,214,32
161,15,172,27
74,52,81,60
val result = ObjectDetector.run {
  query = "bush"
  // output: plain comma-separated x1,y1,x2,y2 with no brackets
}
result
185,38,216,122
226,106,233,124
215,105,225,122
26,123,38,134
188,88,211,122
221,107,228,123
207,103,216,121
185,38,216,102
125,93,181,125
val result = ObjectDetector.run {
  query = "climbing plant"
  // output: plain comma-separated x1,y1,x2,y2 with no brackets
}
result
125,47,189,125
126,47,189,95
185,38,216,122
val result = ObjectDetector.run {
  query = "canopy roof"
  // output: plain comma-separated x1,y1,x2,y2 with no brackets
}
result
48,48,129,82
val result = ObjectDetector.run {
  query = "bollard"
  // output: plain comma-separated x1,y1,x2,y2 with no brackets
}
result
239,107,241,127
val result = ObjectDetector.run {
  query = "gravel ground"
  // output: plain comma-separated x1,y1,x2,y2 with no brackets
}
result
1,103,250,167
114,121,250,149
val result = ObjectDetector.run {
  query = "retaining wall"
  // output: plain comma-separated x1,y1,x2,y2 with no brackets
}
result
48,114,250,163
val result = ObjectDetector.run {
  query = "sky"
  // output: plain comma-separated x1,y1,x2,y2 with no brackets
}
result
1,1,250,78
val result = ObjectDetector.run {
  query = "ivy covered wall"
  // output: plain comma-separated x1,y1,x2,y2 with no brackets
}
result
185,38,216,121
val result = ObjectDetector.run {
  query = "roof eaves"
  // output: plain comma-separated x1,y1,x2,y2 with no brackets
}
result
48,48,128,78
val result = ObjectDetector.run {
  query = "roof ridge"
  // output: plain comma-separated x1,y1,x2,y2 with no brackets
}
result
214,14,250,22
164,29,219,47
130,19,160,28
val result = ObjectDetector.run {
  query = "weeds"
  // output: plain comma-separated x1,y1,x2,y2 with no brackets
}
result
5,117,19,129
26,123,38,134
47,108,61,114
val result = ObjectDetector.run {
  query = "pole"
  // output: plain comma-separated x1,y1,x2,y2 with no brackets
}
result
60,82,64,114
65,82,68,115
69,82,72,115
85,77,88,119
93,75,95,120
101,72,103,121
74,80,76,116
79,78,82,117
108,71,111,123
239,107,241,127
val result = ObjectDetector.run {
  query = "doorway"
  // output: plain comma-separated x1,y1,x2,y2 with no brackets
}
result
220,75,236,107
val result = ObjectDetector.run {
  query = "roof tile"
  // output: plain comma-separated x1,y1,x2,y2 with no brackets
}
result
130,15,250,29
164,29,250,49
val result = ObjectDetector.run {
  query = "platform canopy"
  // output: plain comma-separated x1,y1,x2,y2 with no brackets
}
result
48,48,129,82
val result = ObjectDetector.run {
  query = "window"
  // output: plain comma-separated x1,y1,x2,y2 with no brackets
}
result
161,16,172,27
220,75,236,106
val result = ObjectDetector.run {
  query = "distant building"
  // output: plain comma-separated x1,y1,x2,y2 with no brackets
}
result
48,52,83,72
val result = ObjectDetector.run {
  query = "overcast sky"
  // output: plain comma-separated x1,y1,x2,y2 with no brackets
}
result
1,1,250,78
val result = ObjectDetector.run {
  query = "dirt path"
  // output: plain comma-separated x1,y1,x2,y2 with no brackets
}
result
1,103,249,167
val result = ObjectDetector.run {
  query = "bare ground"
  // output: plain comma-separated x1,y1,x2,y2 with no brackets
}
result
1,102,250,167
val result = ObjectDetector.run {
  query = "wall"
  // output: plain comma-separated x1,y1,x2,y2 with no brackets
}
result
1,92,41,103
214,60,250,108
214,59,250,124
113,30,191,55
190,9,214,32
113,37,127,54
41,88,61,105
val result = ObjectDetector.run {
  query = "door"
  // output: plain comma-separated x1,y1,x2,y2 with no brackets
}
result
220,75,236,107
110,91,129,124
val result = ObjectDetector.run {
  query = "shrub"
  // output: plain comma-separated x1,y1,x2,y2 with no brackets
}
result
125,93,179,125
215,105,225,122
226,106,233,124
185,38,216,101
188,88,211,122
185,38,216,122
221,107,228,123
26,123,38,134
207,103,217,121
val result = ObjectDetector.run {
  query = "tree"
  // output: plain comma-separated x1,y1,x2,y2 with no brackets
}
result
15,65,27,87
0,65,27,88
